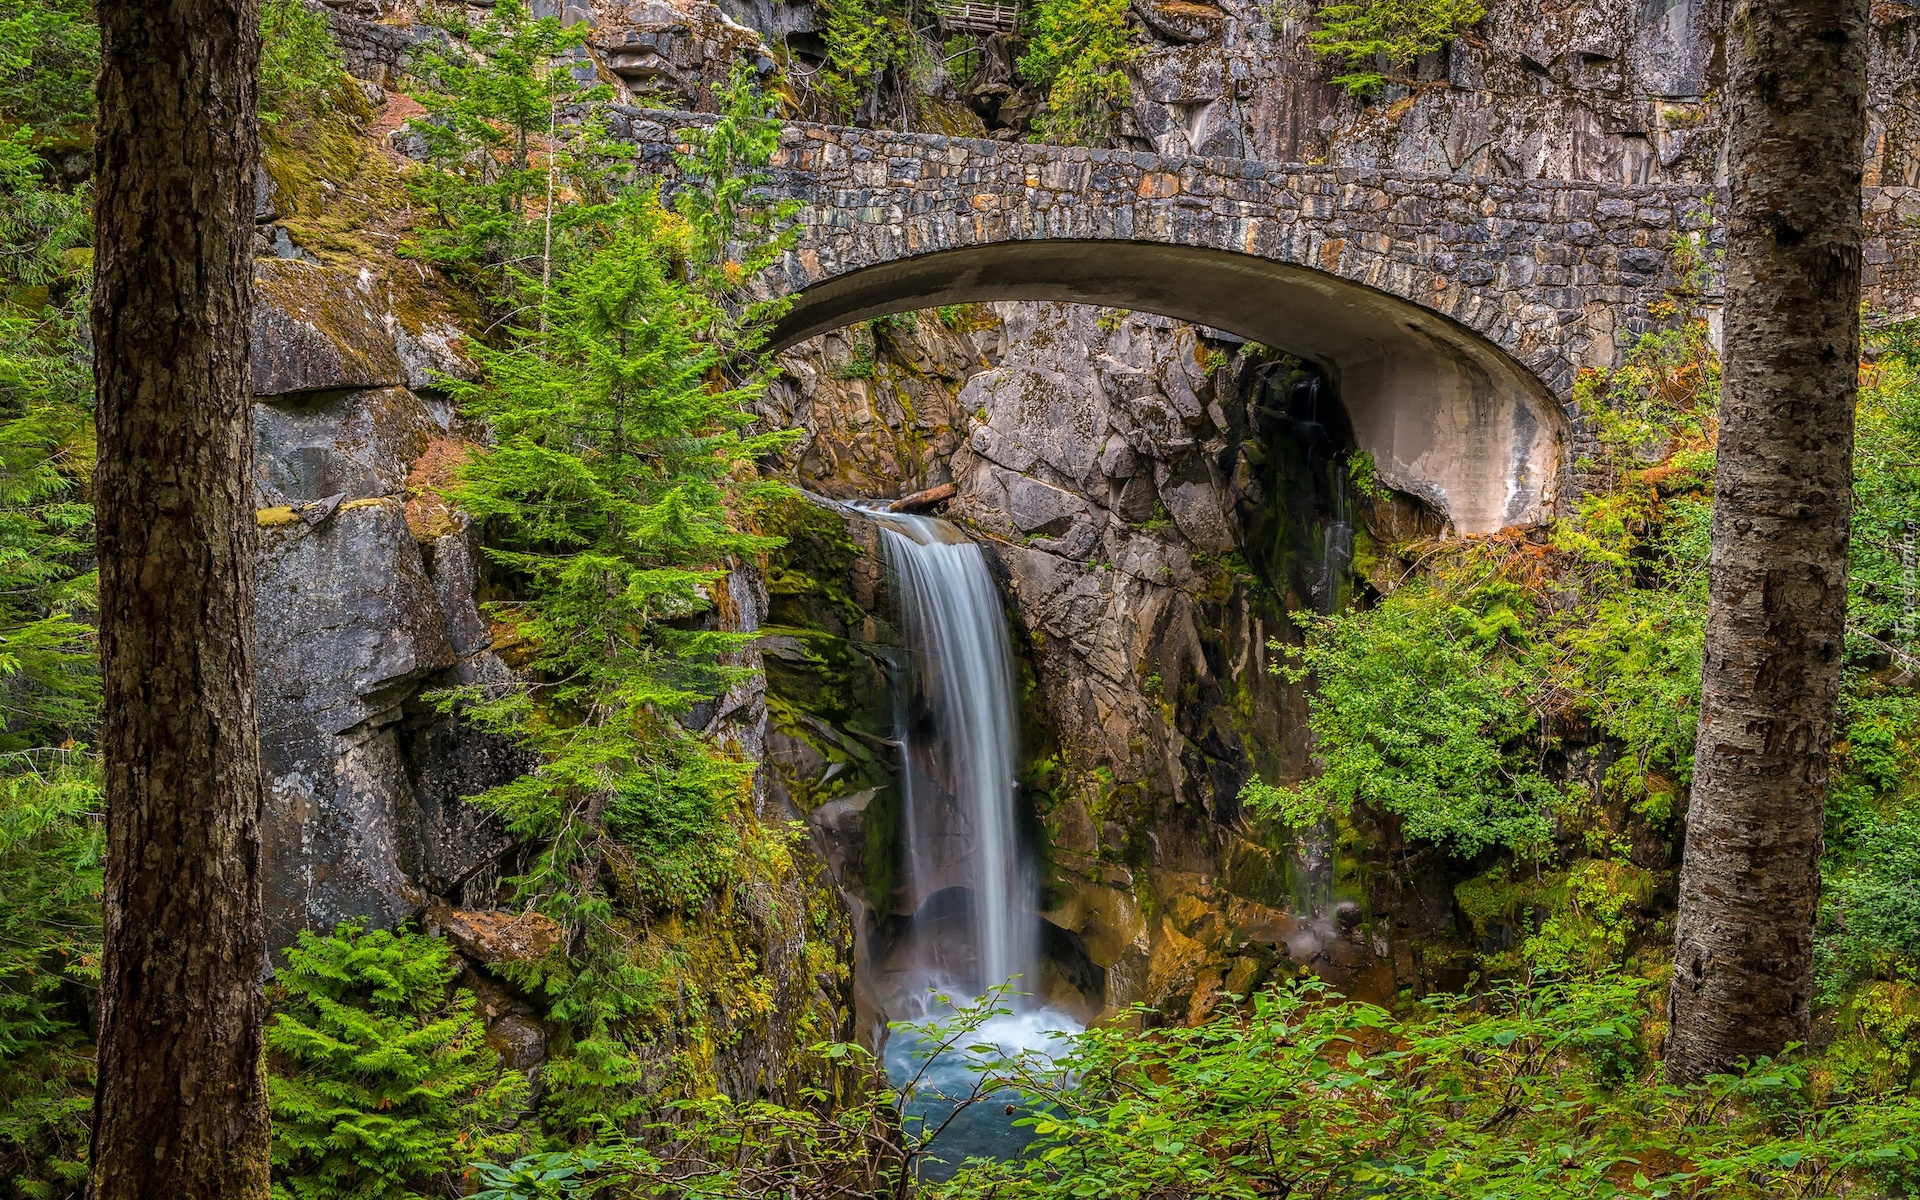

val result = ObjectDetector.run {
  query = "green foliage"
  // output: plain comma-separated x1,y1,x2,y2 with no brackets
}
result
0,110,99,1200
1822,981,1920,1096
1867,317,1920,369
1820,356,1920,1005
1572,313,1718,480
267,923,531,1200
259,0,357,127
1308,0,1487,96
444,84,796,908
471,1151,601,1200
1017,0,1137,145
815,0,916,119
402,0,614,308
490,982,1920,1197
949,978,1920,1198
1244,313,1720,860
0,762,99,1199
1519,858,1657,975
0,139,94,755
1344,450,1390,502
0,0,95,137
426,69,803,1133
1847,355,1920,660
1241,572,1563,856
1821,776,1920,998
462,986,1043,1196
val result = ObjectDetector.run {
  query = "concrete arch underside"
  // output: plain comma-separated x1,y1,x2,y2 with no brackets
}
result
768,241,1564,535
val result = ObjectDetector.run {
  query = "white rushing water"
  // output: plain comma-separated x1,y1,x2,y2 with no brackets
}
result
872,511,1036,999
868,509,1082,1178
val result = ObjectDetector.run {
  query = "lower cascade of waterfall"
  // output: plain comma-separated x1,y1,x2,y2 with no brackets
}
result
866,509,1082,1178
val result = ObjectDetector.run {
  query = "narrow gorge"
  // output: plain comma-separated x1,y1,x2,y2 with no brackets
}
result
7,0,1920,1190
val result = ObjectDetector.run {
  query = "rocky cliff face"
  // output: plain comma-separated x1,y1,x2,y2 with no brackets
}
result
316,0,1917,187
758,304,1469,1022
712,0,1913,187
247,108,855,1099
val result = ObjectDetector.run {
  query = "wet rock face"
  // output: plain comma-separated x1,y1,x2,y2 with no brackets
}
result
762,302,1427,1018
757,317,979,500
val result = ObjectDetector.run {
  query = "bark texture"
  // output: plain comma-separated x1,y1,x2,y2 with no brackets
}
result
88,0,271,1195
1666,0,1868,1083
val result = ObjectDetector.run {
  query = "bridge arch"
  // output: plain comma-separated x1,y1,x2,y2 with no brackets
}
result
632,111,1726,531
766,240,1564,533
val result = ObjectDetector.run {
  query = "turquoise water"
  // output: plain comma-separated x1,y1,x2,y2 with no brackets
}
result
885,1005,1082,1182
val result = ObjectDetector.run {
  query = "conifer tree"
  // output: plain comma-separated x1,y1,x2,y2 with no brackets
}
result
421,69,799,1129
403,0,611,311
88,0,272,1191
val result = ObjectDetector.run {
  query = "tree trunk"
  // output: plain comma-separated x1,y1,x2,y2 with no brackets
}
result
88,0,271,1195
1666,0,1868,1084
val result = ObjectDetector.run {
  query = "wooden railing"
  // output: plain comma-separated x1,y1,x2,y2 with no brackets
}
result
934,0,1019,34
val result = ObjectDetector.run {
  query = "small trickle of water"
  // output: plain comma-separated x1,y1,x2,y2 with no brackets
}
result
1314,485,1354,616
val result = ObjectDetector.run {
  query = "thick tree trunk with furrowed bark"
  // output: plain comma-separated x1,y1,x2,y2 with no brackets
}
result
87,0,272,1195
1665,0,1868,1084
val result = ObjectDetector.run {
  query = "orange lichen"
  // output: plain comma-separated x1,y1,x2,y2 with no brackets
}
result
405,434,473,540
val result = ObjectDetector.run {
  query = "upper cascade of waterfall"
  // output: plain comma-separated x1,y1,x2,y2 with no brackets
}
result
867,509,1037,1006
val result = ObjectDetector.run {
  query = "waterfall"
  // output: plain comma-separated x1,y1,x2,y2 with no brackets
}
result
870,511,1036,1004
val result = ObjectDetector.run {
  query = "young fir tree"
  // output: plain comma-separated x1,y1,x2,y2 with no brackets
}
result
427,70,799,1132
403,0,613,311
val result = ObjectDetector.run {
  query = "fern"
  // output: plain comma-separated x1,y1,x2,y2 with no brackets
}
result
267,924,531,1200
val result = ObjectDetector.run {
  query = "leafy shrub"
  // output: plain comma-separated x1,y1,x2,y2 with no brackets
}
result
457,987,1039,1196
1309,0,1487,96
490,982,1920,1198
1821,803,1920,997
1848,354,1920,656
951,978,1920,1198
267,923,530,1200
1520,858,1657,975
471,1151,600,1199
1241,571,1563,857
1244,313,1720,861
1823,981,1920,1096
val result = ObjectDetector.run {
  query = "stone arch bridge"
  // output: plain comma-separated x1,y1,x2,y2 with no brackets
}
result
625,110,1920,533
